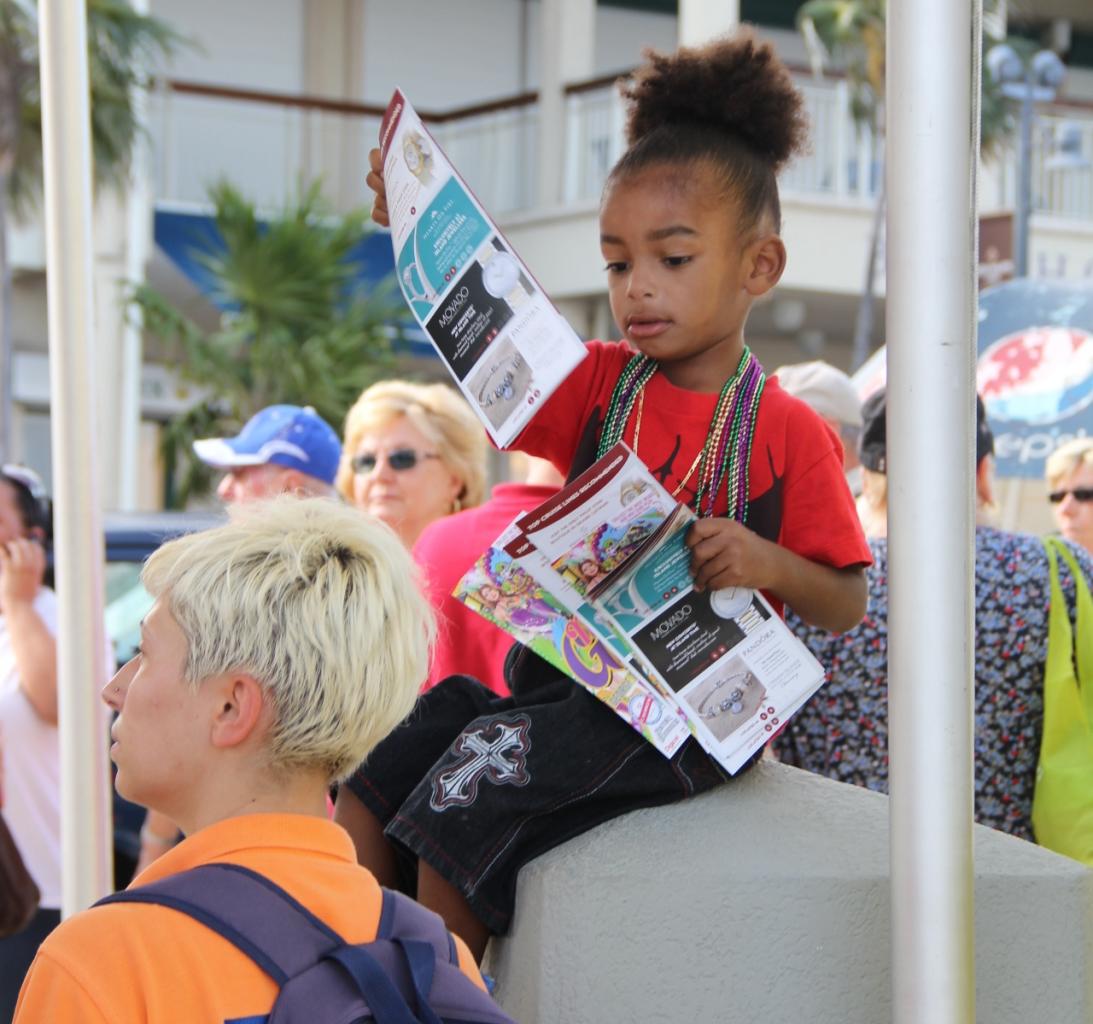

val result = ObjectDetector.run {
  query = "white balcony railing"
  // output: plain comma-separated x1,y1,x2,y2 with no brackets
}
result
147,72,1093,224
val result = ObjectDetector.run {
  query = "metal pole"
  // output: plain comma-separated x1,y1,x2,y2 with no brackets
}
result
1014,73,1033,278
886,0,978,1020
38,0,113,914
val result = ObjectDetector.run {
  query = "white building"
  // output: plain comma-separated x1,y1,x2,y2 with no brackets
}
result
8,0,1093,509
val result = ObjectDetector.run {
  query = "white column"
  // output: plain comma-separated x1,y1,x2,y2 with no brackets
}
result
535,0,595,208
303,0,366,210
37,0,112,915
678,0,739,47
886,0,979,1021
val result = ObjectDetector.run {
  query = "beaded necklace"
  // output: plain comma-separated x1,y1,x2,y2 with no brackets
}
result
597,348,766,522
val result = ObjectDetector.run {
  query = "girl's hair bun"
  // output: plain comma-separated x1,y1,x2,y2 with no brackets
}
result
621,28,808,173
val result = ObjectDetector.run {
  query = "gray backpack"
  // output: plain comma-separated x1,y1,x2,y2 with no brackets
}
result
97,862,516,1024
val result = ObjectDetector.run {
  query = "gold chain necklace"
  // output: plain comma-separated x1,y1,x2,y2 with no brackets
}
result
632,387,705,498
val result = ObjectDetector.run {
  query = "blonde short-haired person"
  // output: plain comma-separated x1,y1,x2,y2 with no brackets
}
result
1045,437,1093,555
338,380,487,548
14,498,489,1022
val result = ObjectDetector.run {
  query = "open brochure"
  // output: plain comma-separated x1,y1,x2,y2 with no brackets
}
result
453,444,827,775
378,90,588,447
453,523,691,759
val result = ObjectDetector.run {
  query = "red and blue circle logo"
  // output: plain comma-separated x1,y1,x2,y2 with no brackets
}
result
977,326,1093,425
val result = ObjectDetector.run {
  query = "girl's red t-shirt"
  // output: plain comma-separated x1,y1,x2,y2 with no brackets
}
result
516,340,872,598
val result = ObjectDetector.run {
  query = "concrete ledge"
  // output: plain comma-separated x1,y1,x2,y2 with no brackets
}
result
485,760,1093,1023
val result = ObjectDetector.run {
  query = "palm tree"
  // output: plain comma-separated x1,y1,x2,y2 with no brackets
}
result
0,0,179,460
132,180,402,505
798,0,1015,370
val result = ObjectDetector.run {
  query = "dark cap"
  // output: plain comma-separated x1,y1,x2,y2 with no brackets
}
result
858,389,995,474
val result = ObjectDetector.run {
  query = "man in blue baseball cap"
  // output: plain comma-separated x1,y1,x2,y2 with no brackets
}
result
193,405,341,504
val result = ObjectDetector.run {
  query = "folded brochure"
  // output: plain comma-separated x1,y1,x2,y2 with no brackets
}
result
378,90,587,447
455,443,827,774
453,521,691,759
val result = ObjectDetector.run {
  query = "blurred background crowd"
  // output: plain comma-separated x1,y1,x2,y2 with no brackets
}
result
0,0,1091,1018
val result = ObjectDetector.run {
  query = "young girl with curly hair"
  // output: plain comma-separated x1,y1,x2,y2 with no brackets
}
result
337,28,872,960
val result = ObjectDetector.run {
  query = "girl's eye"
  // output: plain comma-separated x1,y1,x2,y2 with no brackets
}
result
664,255,692,268
604,261,629,274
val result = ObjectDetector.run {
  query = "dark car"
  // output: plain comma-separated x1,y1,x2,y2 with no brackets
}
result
104,510,223,886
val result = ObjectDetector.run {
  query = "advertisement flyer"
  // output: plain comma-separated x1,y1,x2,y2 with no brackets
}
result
593,513,823,773
455,444,829,775
378,90,588,446
453,522,691,758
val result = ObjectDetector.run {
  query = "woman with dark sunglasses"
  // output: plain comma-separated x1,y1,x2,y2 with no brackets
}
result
336,380,487,548
1045,438,1093,556
0,466,62,1020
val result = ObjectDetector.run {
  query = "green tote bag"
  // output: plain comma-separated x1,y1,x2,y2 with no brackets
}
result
1031,537,1093,865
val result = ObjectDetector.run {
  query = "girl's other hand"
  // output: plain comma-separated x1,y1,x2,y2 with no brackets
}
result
686,518,771,593
0,537,45,614
366,147,389,227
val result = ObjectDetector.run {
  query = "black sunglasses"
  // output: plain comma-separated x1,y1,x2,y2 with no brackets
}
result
351,449,440,474
1048,487,1093,504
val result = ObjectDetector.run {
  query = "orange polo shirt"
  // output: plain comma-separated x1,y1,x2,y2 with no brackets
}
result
15,813,485,1023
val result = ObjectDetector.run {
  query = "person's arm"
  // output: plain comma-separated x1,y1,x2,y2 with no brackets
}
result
0,539,58,724
687,518,867,633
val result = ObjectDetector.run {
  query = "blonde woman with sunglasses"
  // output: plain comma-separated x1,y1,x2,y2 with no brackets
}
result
1045,437,1093,556
337,381,487,548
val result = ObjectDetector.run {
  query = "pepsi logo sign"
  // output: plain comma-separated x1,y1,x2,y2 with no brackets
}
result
977,327,1093,426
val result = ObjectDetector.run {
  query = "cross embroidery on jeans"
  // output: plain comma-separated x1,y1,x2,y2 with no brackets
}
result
430,714,532,811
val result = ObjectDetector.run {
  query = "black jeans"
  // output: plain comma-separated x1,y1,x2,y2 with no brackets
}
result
347,647,733,933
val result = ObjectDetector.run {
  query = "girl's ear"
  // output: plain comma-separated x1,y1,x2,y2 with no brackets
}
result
745,234,787,297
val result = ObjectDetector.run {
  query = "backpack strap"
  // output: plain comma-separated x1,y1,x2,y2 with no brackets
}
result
378,888,457,961
96,862,343,984
377,890,460,1024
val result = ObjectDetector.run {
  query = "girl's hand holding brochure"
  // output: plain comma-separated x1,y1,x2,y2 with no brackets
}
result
686,517,773,593
366,147,389,227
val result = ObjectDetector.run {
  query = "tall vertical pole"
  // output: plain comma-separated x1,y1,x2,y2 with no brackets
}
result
886,0,979,1021
38,0,113,913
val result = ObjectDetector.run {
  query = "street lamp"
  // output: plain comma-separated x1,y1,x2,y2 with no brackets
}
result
987,44,1067,278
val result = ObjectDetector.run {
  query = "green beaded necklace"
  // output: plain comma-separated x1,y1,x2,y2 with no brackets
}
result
597,348,765,522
